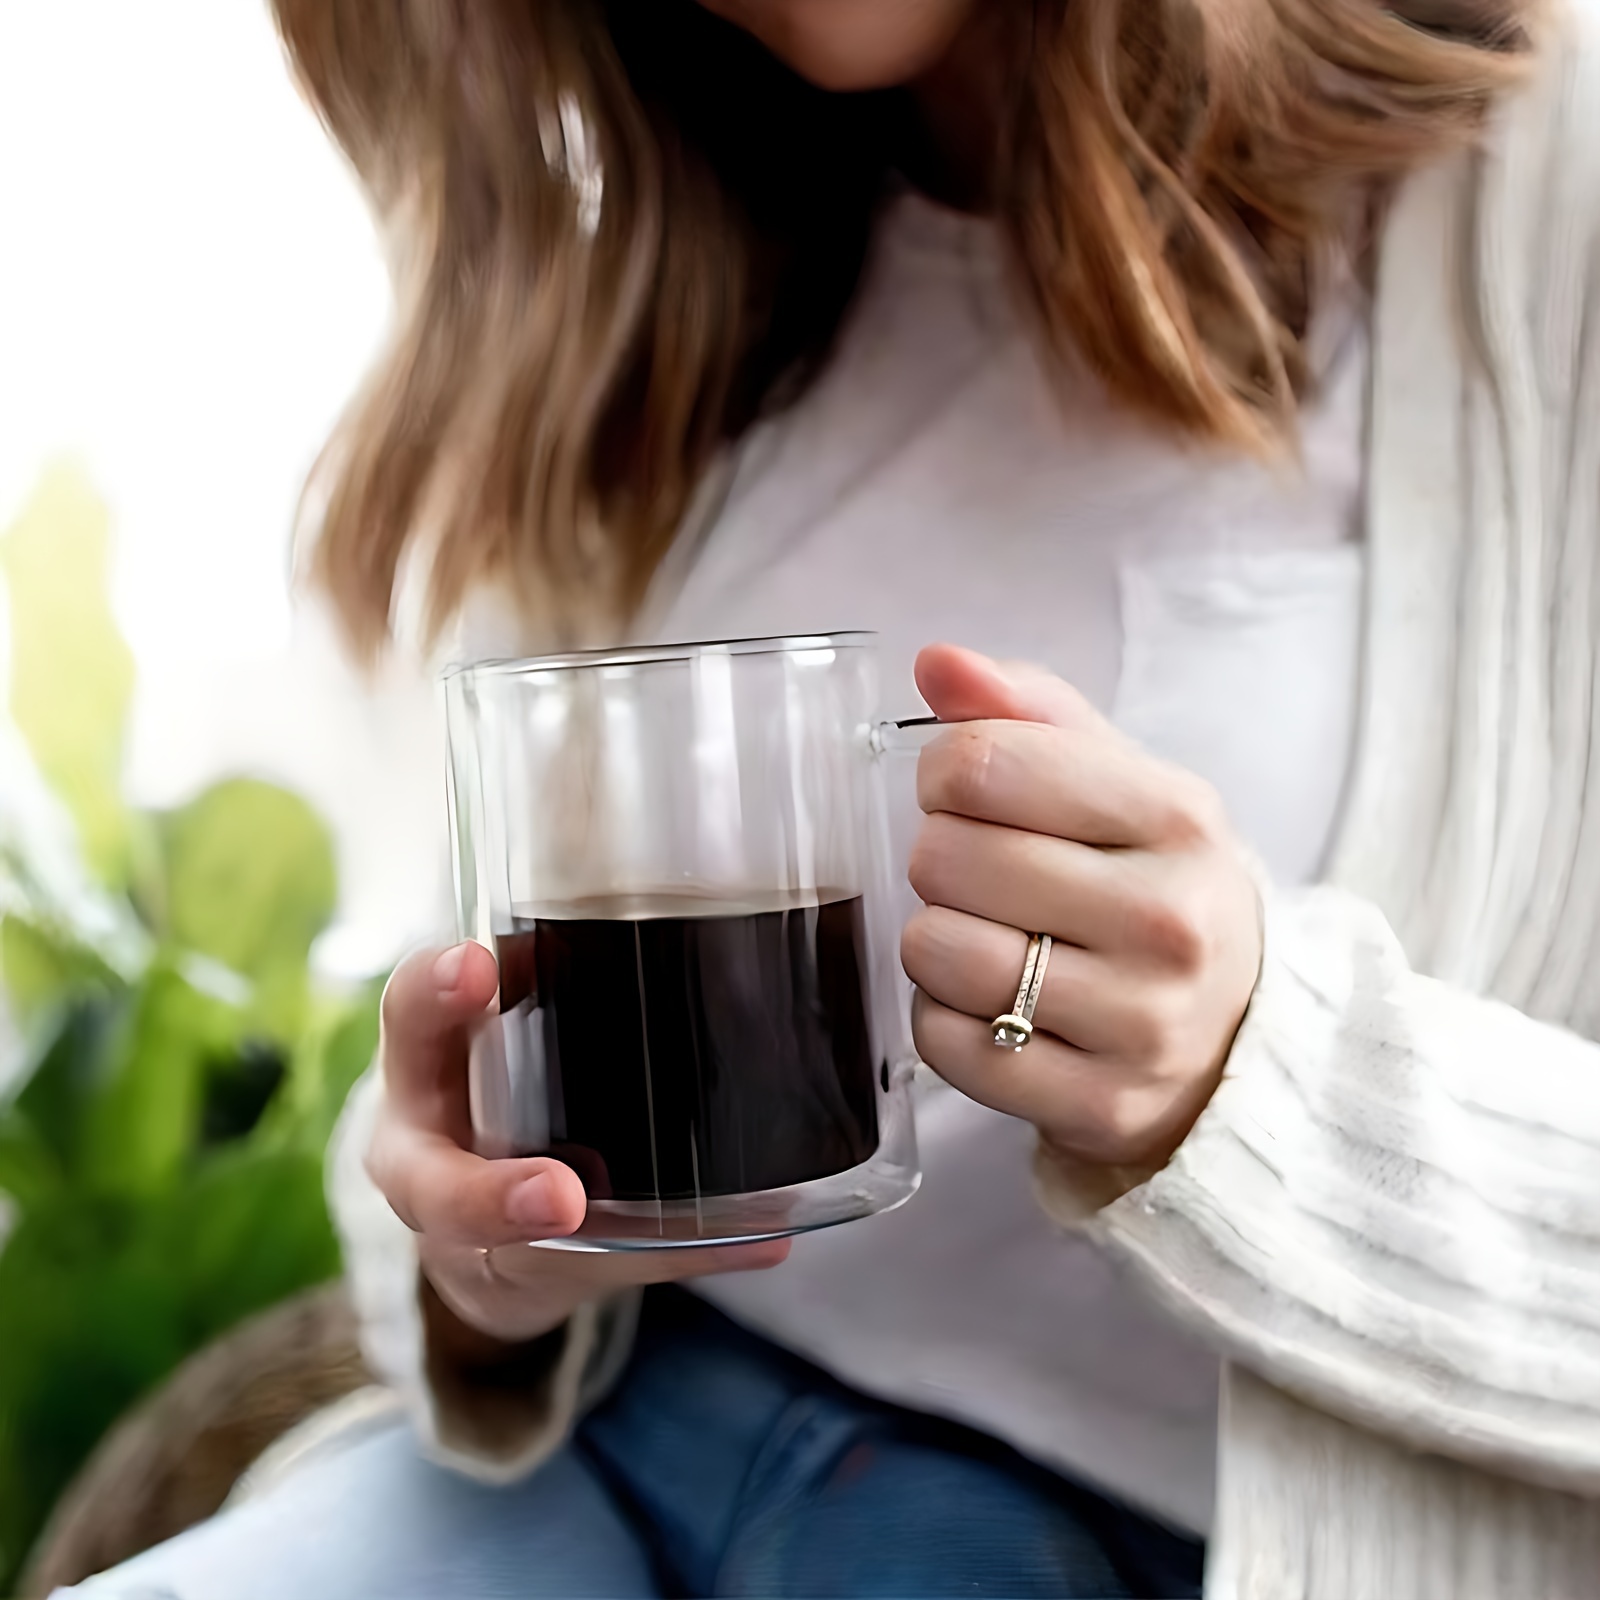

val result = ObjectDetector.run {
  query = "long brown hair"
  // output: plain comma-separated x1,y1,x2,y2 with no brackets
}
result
271,0,1532,654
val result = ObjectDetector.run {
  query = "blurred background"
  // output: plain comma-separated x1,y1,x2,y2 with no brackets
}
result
0,4,445,1588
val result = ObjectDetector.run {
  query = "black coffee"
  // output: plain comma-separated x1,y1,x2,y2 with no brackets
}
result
494,892,881,1202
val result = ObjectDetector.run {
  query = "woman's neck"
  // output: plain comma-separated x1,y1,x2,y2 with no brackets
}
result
901,6,1011,213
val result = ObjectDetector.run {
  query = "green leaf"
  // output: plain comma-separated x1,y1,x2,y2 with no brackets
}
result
314,982,383,1136
263,978,383,1151
0,912,120,1021
0,1116,63,1210
0,469,366,1585
149,1141,341,1342
81,963,241,1195
0,466,135,885
0,915,77,1016
159,779,337,1038
10,999,125,1179
123,807,169,939
5,969,237,1198
0,1144,341,1589
199,1040,288,1147
0,1193,191,1582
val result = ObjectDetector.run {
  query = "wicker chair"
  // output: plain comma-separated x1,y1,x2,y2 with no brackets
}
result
20,1283,373,1597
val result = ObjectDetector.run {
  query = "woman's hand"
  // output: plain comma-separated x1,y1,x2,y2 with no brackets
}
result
368,942,788,1350
901,644,1263,1172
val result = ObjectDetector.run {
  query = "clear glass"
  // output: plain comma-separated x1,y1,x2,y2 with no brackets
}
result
443,633,920,1251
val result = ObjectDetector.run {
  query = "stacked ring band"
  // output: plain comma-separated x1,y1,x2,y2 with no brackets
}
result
991,932,1052,1050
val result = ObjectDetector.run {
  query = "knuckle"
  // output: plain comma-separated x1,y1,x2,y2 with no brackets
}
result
423,1185,485,1249
363,1119,395,1192
900,909,936,982
1053,678,1094,725
1123,992,1186,1063
1128,889,1208,973
365,1143,420,1233
906,819,951,902
1159,774,1226,845
925,725,997,816
379,952,431,1039
1121,1004,1170,1062
909,990,943,1066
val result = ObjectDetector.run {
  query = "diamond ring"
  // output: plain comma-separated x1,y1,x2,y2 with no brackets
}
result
992,932,1052,1050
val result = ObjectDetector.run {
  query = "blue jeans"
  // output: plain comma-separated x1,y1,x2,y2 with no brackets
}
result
72,1288,1205,1599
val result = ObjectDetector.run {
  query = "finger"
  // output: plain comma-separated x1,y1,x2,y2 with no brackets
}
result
636,1238,793,1281
914,643,1109,732
488,1237,794,1288
911,990,1160,1166
902,904,1151,1055
368,1108,589,1246
910,811,1173,957
379,942,500,1136
917,718,1211,849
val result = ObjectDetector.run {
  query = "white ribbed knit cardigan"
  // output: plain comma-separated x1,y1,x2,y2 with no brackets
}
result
1041,2,1600,1589
329,6,1600,1593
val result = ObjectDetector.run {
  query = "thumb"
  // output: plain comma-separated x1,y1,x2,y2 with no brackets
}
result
379,941,501,1138
914,643,1102,731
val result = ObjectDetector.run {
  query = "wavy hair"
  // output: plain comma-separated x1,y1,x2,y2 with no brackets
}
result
270,0,1533,653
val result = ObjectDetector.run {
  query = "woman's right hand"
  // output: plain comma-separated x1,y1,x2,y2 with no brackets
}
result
368,941,791,1349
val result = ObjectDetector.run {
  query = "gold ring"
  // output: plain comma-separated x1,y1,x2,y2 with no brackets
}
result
992,932,1052,1050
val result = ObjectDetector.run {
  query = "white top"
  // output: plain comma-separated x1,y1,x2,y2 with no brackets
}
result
634,190,1367,1534
328,7,1600,1591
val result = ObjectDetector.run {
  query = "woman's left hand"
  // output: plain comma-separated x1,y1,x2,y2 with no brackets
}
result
901,643,1263,1172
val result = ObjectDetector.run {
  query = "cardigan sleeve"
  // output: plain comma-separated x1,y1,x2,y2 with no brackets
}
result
1035,885,1600,1495
325,1067,640,1483
1035,0,1600,1508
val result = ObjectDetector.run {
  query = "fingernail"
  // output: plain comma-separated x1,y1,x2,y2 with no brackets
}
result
433,944,468,994
506,1175,554,1230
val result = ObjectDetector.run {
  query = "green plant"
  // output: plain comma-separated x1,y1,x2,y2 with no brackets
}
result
0,466,383,1589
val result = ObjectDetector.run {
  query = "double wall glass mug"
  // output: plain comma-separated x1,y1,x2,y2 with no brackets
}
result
444,633,921,1250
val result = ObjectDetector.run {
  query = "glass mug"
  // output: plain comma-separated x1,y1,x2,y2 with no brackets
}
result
444,632,921,1251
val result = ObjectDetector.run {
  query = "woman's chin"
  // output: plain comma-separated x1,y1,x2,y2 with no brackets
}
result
694,0,974,93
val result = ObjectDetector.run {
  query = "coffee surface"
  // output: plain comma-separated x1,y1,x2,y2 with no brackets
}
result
495,892,880,1201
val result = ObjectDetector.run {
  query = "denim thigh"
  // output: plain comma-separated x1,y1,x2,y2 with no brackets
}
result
62,1421,661,1600
579,1288,1204,1599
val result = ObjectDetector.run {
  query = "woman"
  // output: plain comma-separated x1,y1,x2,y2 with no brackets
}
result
76,0,1600,1595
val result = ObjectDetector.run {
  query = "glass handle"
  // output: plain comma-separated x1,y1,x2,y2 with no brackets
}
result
869,716,943,758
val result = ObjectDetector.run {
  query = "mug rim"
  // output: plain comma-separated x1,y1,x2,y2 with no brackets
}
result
441,630,878,682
